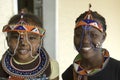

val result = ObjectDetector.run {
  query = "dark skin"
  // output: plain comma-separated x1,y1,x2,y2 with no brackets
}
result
74,26,106,70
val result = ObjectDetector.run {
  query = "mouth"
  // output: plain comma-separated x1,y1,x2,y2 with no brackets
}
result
82,47,91,51
18,49,30,54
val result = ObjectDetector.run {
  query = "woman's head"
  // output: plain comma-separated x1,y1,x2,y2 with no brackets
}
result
3,13,45,61
74,10,107,58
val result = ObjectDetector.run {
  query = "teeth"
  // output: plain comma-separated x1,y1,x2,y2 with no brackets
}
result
82,47,91,51
19,50,27,54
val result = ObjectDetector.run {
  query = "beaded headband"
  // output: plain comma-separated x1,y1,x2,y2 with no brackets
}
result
2,9,45,37
2,24,45,37
75,4,103,32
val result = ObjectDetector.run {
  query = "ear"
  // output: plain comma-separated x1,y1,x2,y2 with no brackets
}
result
6,36,8,43
101,32,106,43
6,36,10,47
39,36,44,45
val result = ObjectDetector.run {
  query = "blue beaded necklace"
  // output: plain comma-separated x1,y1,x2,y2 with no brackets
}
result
2,48,50,79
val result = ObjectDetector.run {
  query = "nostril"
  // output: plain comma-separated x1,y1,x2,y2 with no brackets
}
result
83,35,91,43
20,42,25,46
20,35,24,40
19,41,27,46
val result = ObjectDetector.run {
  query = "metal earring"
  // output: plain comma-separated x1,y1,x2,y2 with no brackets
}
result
96,42,101,48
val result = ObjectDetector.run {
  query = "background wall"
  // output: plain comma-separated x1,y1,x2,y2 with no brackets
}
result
43,0,57,59
58,0,120,79
0,0,14,59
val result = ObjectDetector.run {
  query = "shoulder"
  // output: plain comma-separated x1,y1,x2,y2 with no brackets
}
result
108,57,120,67
105,57,120,79
49,58,59,79
105,57,120,72
62,64,73,80
0,61,9,78
106,57,120,74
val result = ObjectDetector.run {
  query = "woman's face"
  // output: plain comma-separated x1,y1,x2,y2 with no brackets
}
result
74,26,106,58
6,31,41,60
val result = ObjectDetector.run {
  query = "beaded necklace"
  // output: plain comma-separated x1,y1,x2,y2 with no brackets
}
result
2,48,50,79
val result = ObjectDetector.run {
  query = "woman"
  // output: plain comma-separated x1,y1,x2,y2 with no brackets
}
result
62,7,120,80
0,11,59,80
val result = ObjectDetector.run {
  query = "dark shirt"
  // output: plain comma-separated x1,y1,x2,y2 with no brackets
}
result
0,62,9,78
62,58,120,80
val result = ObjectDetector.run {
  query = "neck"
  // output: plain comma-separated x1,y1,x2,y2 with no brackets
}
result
12,54,39,65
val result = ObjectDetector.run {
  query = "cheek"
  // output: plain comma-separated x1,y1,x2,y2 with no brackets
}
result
7,41,17,52
91,38,103,47
74,36,81,48
31,41,41,51
92,37,103,43
32,44,39,49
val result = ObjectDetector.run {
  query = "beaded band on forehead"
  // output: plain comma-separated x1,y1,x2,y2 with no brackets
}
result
75,4,103,32
2,24,45,37
2,9,45,37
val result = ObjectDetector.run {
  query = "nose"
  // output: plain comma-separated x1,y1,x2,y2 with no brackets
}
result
19,35,28,46
82,33,91,44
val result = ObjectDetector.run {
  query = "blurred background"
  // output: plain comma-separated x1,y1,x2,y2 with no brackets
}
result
0,0,120,80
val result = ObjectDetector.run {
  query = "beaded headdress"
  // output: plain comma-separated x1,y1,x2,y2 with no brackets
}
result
2,10,45,37
75,4,103,32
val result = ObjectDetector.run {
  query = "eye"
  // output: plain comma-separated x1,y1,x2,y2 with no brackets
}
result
75,33,81,37
28,33,40,41
7,32,20,40
28,36,37,40
75,29,83,37
90,32,98,38
10,34,19,39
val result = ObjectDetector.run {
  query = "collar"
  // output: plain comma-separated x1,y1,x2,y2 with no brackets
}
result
73,49,110,76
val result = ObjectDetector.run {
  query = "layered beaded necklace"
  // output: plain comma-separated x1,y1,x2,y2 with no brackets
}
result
73,49,110,80
2,48,50,79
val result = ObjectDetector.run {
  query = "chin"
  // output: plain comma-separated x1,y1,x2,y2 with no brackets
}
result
79,49,95,58
16,53,30,58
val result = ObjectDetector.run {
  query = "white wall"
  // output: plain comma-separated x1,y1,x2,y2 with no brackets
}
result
58,0,120,79
0,0,14,59
43,0,57,59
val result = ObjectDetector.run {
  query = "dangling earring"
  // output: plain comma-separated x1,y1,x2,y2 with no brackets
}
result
7,49,14,57
96,42,101,48
38,37,43,54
